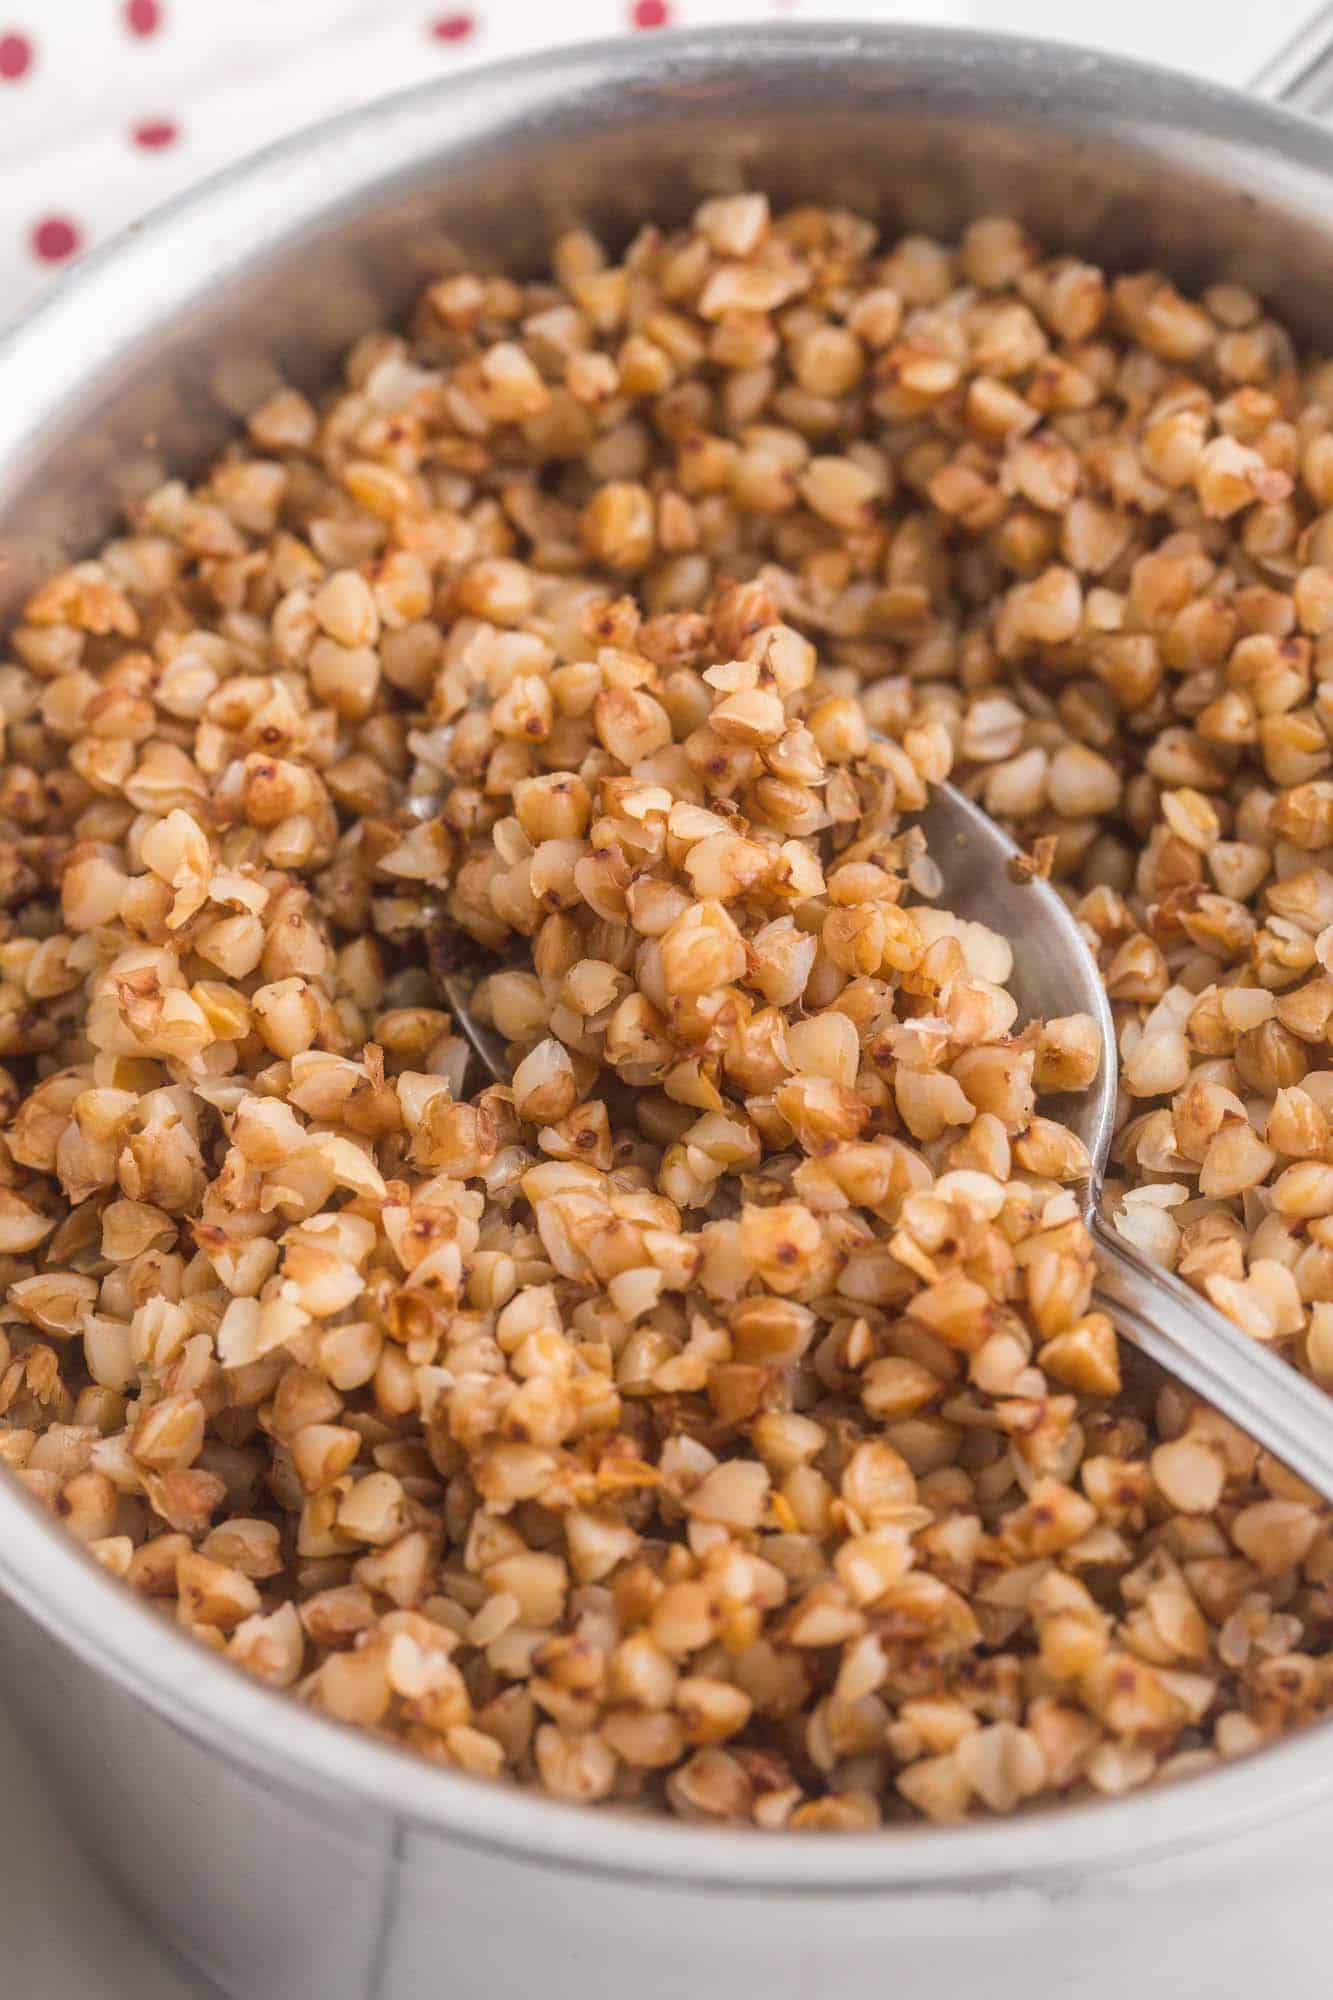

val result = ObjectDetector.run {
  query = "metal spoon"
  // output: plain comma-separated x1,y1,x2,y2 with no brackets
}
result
440,968,517,1091
442,783,1333,1500
916,780,1333,1501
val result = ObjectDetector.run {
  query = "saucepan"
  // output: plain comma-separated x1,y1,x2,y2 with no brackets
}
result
4,17,1333,2000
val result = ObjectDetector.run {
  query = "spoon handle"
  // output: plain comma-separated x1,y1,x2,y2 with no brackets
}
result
1090,1213,1333,1502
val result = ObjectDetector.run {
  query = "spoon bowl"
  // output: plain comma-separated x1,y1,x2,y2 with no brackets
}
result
445,772,1333,1498
913,781,1333,1500
912,780,1118,1172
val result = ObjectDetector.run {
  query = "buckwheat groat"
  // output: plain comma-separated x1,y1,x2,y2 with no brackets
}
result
0,197,1330,1827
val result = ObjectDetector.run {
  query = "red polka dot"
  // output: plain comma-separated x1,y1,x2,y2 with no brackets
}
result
31,216,81,264
0,31,32,79
429,12,473,40
124,0,161,36
132,118,178,149
630,0,670,25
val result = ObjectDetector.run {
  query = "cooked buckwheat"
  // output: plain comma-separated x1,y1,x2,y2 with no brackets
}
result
2,196,1331,1829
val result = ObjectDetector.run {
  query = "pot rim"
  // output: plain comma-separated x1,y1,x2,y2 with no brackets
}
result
2,19,1333,1895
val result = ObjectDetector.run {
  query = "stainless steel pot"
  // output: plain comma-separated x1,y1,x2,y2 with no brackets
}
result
5,21,1333,2000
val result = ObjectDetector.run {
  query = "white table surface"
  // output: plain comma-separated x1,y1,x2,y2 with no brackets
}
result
0,0,1319,1992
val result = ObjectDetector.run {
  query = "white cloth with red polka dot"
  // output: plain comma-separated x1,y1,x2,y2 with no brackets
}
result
0,4,1324,2000
0,0,1315,326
